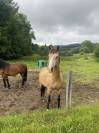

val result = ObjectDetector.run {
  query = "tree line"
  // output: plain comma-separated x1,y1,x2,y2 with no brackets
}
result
0,0,36,59
78,40,99,58
0,0,99,59
58,40,99,57
30,41,99,58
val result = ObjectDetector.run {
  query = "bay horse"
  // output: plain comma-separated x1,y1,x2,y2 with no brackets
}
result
39,46,64,109
0,59,27,89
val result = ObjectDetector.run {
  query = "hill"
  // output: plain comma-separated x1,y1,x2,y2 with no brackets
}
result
59,43,80,55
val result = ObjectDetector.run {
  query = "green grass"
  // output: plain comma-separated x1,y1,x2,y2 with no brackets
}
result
0,105,99,133
60,54,99,87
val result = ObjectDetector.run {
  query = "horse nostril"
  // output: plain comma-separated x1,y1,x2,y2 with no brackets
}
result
51,67,53,72
55,65,57,68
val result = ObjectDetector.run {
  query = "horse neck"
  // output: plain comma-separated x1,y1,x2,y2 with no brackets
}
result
52,66,60,79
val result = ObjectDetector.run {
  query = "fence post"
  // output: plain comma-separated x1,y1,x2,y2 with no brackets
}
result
66,71,72,108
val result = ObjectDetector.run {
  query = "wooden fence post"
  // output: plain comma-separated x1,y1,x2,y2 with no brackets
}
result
66,71,72,108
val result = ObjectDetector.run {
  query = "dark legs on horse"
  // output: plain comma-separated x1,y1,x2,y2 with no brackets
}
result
57,95,61,108
20,73,25,86
3,78,6,88
47,95,61,109
6,78,10,89
40,85,46,97
47,95,51,109
3,77,10,89
20,74,26,86
20,69,27,86
22,75,25,86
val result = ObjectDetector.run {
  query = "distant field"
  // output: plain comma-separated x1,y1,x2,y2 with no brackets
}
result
0,104,99,133
9,54,99,88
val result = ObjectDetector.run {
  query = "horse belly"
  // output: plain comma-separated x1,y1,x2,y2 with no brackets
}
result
6,66,20,76
51,81,63,90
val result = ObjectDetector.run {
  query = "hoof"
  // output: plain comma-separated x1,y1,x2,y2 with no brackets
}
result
4,85,7,88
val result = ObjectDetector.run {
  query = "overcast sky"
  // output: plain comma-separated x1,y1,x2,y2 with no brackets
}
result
14,0,99,45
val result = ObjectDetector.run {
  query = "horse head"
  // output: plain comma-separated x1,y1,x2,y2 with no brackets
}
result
48,45,60,72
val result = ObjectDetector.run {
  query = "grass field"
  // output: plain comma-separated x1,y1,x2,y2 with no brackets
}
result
0,104,99,133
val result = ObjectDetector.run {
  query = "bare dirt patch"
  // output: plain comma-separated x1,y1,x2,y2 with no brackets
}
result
0,71,99,115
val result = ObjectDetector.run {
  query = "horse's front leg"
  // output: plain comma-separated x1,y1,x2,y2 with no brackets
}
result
2,74,7,88
57,90,61,108
40,85,46,97
3,78,6,88
6,77,10,89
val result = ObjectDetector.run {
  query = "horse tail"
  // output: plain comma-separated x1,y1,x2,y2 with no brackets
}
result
23,66,27,82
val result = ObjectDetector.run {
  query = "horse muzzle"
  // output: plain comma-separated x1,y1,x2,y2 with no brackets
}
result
48,65,57,73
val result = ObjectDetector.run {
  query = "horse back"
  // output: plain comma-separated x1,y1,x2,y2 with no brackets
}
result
4,64,27,76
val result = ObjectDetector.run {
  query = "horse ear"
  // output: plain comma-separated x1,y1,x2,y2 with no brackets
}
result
57,46,59,51
49,45,53,50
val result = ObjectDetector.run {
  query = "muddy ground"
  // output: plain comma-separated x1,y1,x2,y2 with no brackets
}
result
0,71,99,115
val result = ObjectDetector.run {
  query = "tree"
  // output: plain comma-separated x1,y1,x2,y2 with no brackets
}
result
0,0,36,59
32,44,48,56
94,44,99,58
80,40,94,54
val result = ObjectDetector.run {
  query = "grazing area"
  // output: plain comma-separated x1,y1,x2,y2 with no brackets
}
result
0,54,99,132
0,54,99,115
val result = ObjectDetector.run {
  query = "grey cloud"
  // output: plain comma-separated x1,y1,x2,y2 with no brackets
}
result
14,0,99,43
25,0,99,32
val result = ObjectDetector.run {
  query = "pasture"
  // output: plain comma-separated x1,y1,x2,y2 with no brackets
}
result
0,54,99,132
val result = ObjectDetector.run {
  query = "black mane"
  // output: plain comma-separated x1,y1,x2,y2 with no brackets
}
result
0,59,9,69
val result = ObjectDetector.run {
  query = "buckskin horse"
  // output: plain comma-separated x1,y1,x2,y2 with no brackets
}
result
39,46,64,109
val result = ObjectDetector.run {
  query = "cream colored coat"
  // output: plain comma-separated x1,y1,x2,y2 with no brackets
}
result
39,67,64,95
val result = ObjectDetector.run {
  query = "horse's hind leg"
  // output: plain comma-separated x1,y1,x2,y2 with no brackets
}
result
20,73,27,86
40,85,46,97
57,95,61,108
47,95,51,109
22,78,24,86
20,73,24,86
47,88,51,109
